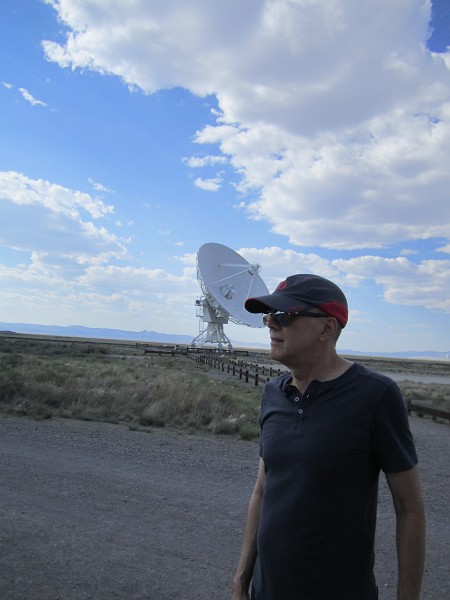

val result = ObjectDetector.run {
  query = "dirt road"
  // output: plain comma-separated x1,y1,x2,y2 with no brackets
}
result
0,415,448,600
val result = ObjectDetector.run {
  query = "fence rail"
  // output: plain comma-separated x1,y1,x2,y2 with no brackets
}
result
189,353,287,386
188,354,450,424
140,344,249,357
407,401,450,422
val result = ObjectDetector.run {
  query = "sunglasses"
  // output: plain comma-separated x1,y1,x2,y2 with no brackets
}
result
263,311,329,327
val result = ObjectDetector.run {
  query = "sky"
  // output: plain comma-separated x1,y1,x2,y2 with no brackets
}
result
0,0,450,353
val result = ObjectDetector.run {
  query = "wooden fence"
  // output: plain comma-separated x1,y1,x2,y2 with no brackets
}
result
140,344,249,357
406,401,450,422
189,353,287,387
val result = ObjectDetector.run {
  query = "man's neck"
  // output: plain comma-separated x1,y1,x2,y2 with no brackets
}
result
289,353,353,395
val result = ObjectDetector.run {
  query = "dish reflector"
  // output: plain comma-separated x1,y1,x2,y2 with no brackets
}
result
196,243,269,331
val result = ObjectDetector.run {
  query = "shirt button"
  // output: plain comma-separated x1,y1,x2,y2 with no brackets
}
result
294,396,300,402
297,408,304,415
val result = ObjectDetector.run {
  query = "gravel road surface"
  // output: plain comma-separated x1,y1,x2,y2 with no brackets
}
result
0,415,448,600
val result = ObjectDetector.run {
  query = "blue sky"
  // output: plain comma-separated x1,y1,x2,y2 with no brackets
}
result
0,0,449,353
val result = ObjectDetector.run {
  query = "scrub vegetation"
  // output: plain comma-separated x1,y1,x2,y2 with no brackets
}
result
0,335,261,439
0,335,449,438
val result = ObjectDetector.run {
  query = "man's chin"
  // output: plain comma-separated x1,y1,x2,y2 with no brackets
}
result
269,345,282,361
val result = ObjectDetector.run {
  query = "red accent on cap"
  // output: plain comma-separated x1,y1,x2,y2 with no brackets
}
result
319,301,348,327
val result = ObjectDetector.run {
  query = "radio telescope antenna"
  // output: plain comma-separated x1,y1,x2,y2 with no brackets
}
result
192,243,269,350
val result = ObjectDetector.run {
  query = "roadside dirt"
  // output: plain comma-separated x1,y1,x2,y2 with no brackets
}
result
0,414,448,600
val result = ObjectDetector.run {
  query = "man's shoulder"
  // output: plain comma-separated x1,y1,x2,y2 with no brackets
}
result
351,361,397,386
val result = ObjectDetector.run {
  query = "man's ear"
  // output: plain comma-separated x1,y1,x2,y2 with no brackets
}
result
319,317,338,340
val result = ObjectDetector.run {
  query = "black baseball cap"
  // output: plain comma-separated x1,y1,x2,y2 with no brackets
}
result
245,274,348,327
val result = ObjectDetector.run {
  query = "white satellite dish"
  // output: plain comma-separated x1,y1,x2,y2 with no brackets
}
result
191,243,269,350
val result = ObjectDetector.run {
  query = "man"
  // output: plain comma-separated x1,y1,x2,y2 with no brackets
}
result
232,274,425,600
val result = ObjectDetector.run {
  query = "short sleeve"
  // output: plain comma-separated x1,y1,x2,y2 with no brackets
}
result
372,382,418,473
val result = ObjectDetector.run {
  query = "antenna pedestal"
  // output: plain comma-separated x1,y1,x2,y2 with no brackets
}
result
192,298,232,349
191,322,232,350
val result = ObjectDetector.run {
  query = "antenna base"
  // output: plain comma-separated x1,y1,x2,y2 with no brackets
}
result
191,322,233,350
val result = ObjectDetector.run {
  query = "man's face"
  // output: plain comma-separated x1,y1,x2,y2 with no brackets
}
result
265,312,328,367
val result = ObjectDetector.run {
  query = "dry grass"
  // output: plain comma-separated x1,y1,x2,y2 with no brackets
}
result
1,334,449,437
0,335,261,439
398,380,450,413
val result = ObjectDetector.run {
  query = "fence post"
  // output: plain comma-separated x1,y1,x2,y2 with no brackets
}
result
255,372,259,386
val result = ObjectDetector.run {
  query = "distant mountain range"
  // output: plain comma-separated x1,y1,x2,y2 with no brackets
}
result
0,321,449,361
0,321,199,345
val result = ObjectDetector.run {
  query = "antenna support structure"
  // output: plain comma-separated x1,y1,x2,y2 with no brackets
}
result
191,243,269,350
192,296,232,350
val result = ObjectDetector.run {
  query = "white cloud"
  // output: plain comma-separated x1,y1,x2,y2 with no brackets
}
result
0,171,126,266
218,109,450,249
2,82,47,107
0,255,199,332
399,249,419,256
18,87,47,107
42,1,437,130
77,265,192,293
237,246,344,289
41,0,450,253
174,251,197,265
0,171,114,219
88,178,114,193
334,255,450,312
194,176,222,191
183,155,227,168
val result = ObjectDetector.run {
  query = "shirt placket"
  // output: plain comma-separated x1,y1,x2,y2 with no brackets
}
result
285,385,311,424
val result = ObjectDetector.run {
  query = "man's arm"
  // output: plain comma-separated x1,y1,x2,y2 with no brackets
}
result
385,465,426,600
232,457,265,600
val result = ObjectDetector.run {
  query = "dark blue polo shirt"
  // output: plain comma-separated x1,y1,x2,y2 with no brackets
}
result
252,363,418,600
